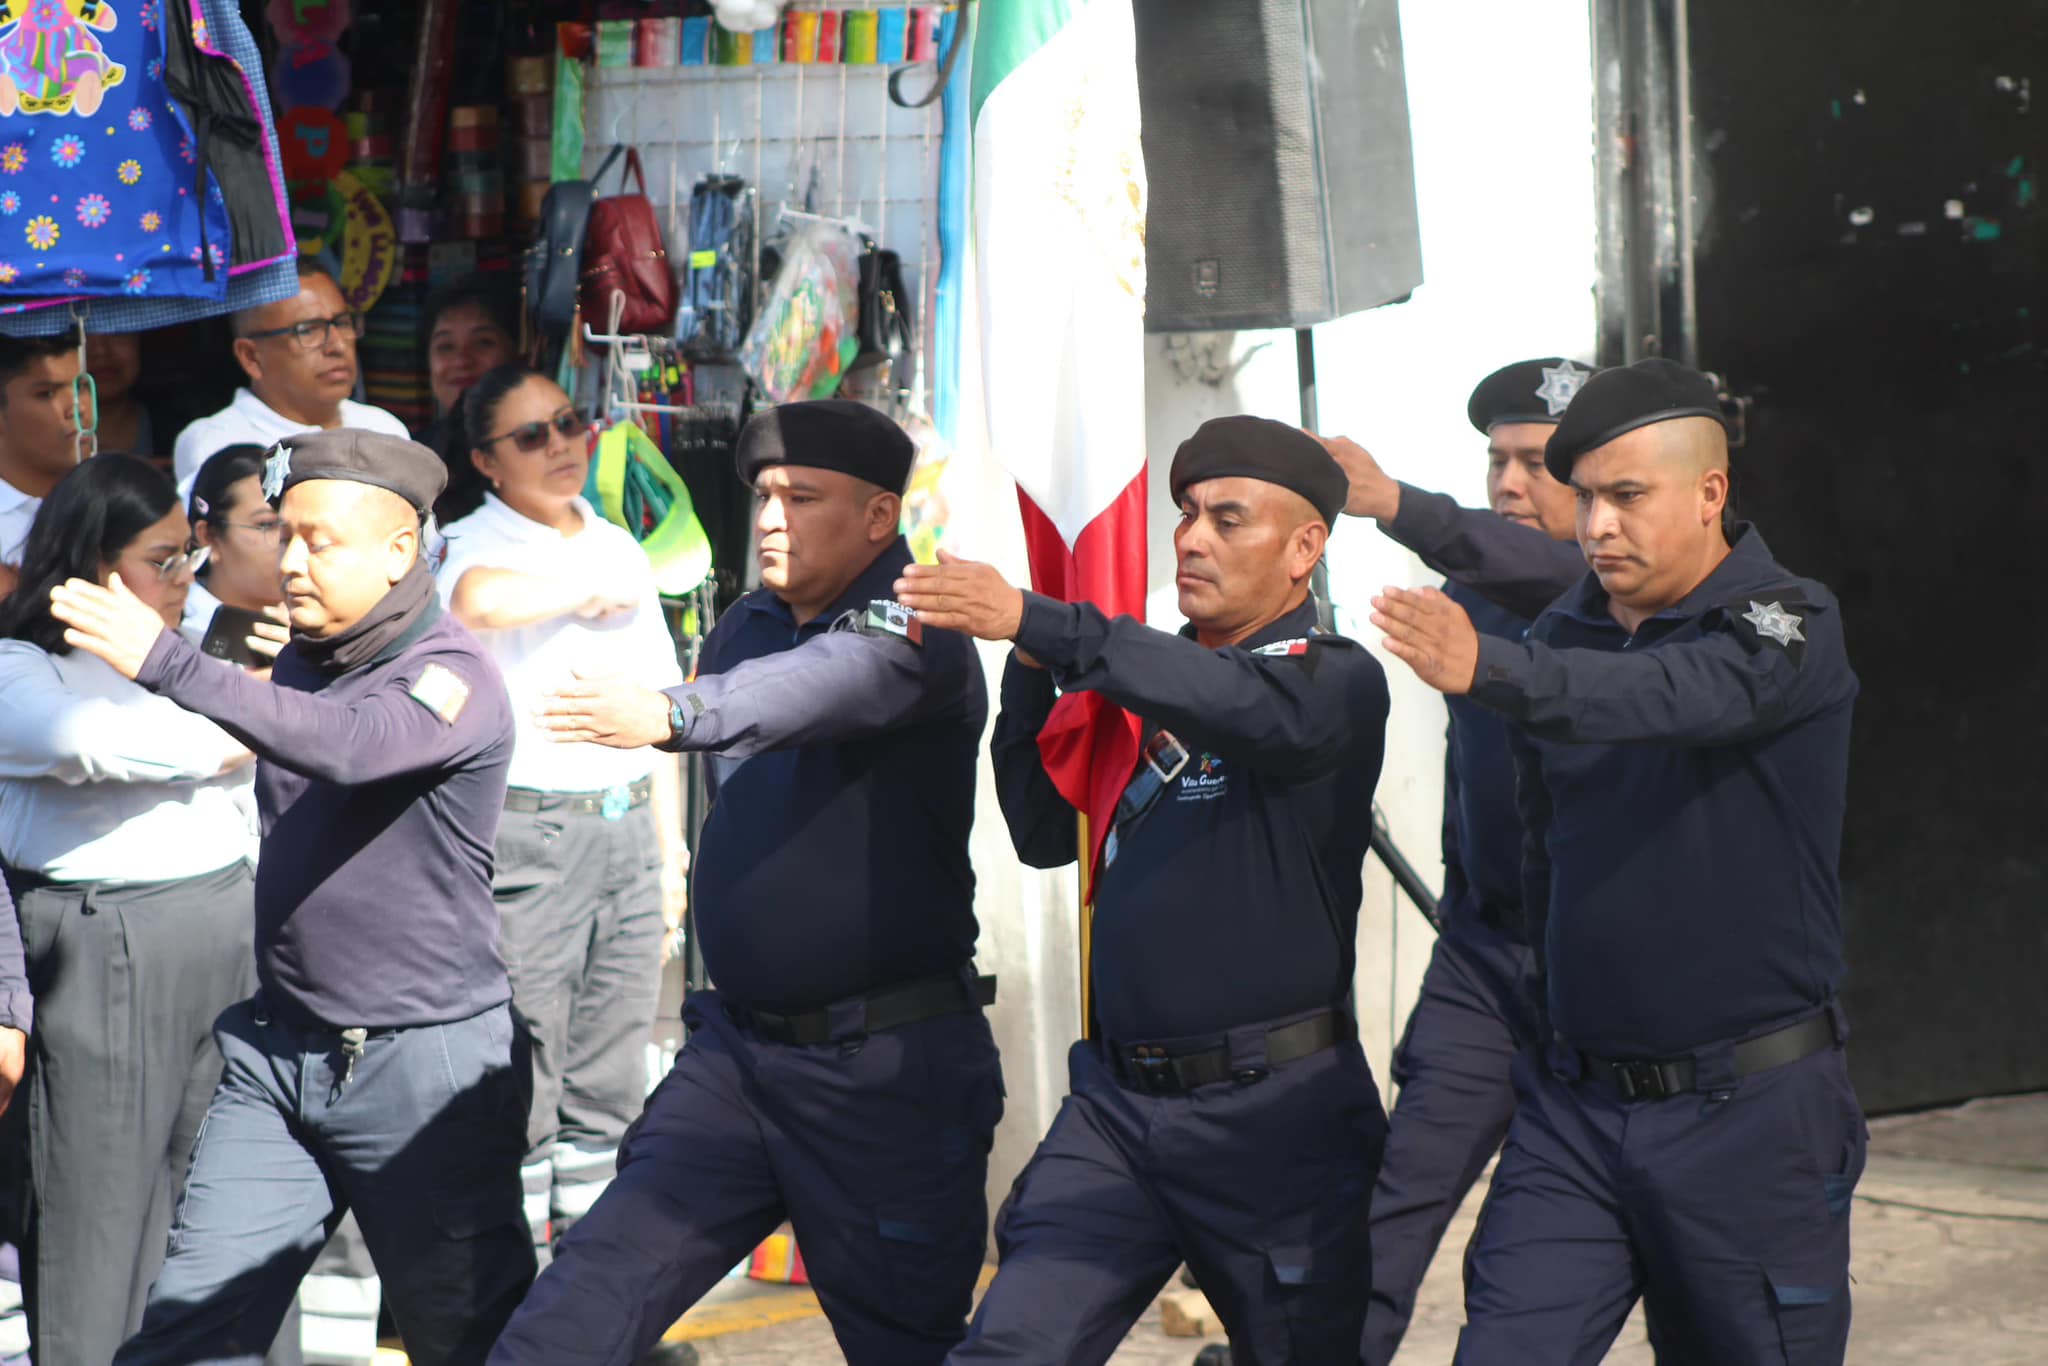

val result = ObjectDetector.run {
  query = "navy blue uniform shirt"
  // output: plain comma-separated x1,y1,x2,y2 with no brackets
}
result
663,537,986,1013
995,594,1390,1042
138,604,515,1030
1383,485,1589,946
1466,526,1858,1057
1439,583,1536,944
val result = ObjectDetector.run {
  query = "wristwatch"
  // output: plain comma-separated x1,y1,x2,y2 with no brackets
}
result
666,697,688,747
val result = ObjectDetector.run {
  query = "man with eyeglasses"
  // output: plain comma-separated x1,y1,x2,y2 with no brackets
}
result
0,333,88,600
170,259,411,495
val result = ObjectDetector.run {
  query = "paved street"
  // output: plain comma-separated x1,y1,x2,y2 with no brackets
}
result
677,1093,2048,1364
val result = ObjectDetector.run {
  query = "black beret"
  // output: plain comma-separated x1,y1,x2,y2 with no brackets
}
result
263,429,447,514
1467,357,1595,434
734,399,917,494
1168,416,1348,527
1543,357,1726,482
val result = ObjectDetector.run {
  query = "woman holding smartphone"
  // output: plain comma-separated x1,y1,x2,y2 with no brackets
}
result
436,364,688,1265
0,456,266,1366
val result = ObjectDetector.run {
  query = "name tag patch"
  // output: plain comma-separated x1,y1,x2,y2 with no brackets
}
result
1176,752,1229,803
407,663,473,725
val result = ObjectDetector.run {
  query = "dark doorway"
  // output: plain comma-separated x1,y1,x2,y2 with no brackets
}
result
1597,1,2048,1113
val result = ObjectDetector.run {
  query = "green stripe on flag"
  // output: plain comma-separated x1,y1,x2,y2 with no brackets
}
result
969,0,1074,129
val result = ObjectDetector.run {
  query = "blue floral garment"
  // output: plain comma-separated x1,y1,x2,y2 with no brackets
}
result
0,0,248,309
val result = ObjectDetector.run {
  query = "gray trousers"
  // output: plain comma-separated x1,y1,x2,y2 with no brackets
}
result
114,999,535,1366
492,801,664,1261
5,861,259,1366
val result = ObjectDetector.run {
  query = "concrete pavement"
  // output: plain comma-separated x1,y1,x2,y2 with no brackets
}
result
675,1092,2048,1364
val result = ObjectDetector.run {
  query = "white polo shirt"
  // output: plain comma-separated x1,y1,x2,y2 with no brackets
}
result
436,494,683,794
0,476,38,567
172,387,412,490
0,641,256,881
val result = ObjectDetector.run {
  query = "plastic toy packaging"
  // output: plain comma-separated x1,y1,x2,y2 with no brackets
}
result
738,219,861,403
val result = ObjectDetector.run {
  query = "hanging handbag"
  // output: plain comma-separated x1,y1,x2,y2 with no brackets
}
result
854,244,915,368
579,145,678,337
523,144,618,341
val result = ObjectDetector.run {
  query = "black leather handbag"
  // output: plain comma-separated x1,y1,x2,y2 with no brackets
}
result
524,146,624,341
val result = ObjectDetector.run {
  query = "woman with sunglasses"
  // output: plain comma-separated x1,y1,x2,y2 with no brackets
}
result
436,365,688,1264
0,456,270,1365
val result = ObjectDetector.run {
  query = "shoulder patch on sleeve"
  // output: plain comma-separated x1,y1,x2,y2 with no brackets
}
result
407,662,474,725
857,600,925,647
1726,597,1810,665
1251,637,1312,658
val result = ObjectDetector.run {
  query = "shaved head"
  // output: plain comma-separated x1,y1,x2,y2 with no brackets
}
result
1657,415,1730,479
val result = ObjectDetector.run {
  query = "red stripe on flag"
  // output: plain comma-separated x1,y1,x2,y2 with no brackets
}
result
1018,474,1148,885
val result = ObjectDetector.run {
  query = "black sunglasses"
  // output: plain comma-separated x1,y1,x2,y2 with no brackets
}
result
479,409,589,455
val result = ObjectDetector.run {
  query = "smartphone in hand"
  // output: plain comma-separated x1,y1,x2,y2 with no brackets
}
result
200,605,271,669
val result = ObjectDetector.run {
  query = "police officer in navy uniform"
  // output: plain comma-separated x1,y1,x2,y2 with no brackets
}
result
1370,359,1864,1365
893,417,1392,1366
487,400,1002,1366
51,430,534,1364
1319,359,1596,1364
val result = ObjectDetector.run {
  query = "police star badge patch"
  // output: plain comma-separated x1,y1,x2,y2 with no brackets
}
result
261,444,291,501
1534,360,1591,417
407,663,473,725
1742,600,1806,646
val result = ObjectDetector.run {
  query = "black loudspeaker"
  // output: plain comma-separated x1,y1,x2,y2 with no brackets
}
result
1133,0,1424,333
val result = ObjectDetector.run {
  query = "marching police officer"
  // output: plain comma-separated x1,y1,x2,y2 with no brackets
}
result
1326,359,1594,1364
488,400,1002,1366
52,430,533,1364
894,417,1392,1366
1371,359,1863,1365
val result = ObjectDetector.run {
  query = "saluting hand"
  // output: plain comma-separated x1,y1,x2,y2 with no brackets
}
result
1309,432,1400,521
892,551,1025,641
535,667,672,749
48,574,169,681
1371,586,1479,695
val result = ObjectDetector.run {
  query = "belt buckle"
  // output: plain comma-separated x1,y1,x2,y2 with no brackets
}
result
1125,1046,1174,1094
599,785,630,821
1613,1058,1671,1102
1143,731,1189,785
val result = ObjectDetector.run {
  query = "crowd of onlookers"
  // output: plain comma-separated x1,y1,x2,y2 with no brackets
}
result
0,263,686,1365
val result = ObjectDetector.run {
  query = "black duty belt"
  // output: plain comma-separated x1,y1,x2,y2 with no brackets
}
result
504,775,653,818
1576,1010,1840,1102
735,973,996,1046
1111,1011,1347,1095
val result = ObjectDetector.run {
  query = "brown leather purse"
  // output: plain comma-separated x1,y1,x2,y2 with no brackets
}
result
579,146,679,337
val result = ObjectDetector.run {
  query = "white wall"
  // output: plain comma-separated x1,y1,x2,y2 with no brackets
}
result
964,0,1601,1211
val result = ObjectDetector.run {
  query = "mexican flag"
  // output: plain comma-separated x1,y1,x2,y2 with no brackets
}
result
971,0,1149,886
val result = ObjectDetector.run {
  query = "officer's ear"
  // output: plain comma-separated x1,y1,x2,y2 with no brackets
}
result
1698,465,1730,530
865,489,902,545
1289,519,1328,583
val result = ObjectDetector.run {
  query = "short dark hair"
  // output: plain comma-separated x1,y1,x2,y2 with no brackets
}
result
0,454,178,654
423,274,519,351
188,443,270,524
437,363,541,525
0,333,78,400
231,257,339,338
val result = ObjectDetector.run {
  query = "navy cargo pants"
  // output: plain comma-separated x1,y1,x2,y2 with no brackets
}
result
950,1012,1388,1366
115,998,535,1366
488,983,1005,1366
1363,917,1541,1365
1456,1004,1865,1366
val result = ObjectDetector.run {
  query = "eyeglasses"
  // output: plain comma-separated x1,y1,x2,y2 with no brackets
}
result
243,312,365,352
219,518,286,543
479,409,589,455
148,545,210,582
